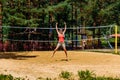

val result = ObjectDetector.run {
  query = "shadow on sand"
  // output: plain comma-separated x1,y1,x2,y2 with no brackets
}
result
0,52,37,60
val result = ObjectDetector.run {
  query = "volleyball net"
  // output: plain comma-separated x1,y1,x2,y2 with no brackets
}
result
0,25,118,52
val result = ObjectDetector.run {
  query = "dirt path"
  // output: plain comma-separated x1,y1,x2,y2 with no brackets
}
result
0,51,120,80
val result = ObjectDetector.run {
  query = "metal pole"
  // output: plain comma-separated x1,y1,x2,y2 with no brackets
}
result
115,25,118,54
71,3,74,50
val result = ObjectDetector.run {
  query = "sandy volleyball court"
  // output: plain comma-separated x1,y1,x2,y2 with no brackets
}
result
0,51,120,80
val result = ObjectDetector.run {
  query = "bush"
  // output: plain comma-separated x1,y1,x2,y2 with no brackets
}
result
78,70,120,80
0,74,14,80
46,77,52,80
59,71,72,79
78,70,95,80
0,74,24,80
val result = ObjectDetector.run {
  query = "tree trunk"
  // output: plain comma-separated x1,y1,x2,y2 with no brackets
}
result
0,3,2,32
93,22,96,49
42,10,45,27
75,7,78,48
0,3,2,27
97,18,102,48
71,3,74,49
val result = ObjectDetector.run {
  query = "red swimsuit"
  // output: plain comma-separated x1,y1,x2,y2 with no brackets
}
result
58,34,64,43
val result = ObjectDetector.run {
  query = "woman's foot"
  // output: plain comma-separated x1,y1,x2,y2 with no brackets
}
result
66,57,68,61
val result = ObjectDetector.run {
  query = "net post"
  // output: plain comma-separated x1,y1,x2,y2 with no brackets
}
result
115,25,118,54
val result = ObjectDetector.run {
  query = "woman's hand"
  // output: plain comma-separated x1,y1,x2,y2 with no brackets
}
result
56,22,58,25
64,22,66,25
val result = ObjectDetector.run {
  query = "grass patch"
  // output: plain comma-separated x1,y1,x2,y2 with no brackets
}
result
78,70,120,80
78,70,95,80
1,70,120,80
59,71,72,79
0,74,24,80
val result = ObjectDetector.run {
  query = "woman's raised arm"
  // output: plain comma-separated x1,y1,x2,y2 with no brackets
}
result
56,22,59,34
63,22,66,34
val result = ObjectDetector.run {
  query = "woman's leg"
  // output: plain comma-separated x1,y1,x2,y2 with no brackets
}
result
62,43,68,59
52,43,60,57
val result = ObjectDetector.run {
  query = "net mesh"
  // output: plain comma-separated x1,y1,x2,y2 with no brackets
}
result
0,25,115,51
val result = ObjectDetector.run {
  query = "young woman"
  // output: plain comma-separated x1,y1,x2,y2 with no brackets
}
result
52,22,68,60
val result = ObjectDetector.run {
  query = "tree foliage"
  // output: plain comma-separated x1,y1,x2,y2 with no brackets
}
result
0,0,120,27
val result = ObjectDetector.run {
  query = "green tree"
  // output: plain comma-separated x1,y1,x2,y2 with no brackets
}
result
0,0,120,49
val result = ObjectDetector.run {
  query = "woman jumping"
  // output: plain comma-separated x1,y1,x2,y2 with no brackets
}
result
52,22,68,60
